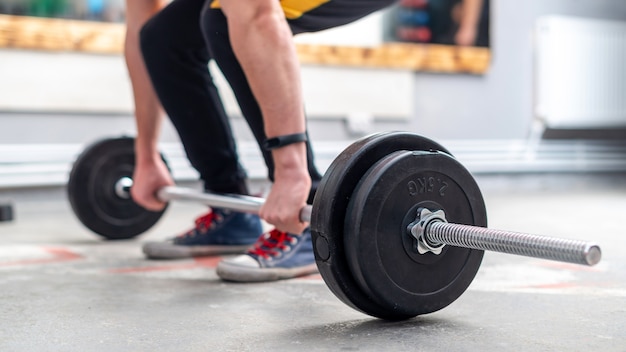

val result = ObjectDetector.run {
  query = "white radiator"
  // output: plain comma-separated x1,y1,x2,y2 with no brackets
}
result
534,16,626,129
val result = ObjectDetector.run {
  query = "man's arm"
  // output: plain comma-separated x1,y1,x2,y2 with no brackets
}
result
124,0,173,211
219,0,311,234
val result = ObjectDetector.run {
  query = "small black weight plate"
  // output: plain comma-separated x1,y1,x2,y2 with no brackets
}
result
311,132,451,320
67,137,167,240
345,150,486,317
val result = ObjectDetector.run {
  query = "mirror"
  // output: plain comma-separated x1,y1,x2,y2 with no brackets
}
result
385,0,490,47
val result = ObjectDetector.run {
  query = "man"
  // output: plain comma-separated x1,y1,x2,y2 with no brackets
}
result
123,0,394,282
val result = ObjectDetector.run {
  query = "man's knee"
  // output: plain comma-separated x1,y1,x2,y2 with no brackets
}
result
200,8,229,51
139,17,162,59
139,14,172,67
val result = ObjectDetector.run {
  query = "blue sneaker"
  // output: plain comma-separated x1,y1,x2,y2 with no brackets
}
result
216,227,318,282
142,208,262,259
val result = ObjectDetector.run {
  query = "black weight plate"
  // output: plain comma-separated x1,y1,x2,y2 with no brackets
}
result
345,150,486,317
67,137,167,240
311,132,451,320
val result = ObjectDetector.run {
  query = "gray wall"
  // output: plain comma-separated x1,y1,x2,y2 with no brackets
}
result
411,0,626,140
2,0,625,144
2,1,626,189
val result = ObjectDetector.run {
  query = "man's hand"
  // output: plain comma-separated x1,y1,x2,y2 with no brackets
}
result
259,145,311,234
130,154,174,211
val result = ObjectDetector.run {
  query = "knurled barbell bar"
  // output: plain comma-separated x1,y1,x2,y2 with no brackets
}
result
142,185,598,267
67,132,602,321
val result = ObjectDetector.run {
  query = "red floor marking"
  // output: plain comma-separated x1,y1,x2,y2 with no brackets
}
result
522,282,581,290
193,256,222,267
107,256,222,274
537,261,603,272
0,247,82,267
521,281,612,290
296,273,323,281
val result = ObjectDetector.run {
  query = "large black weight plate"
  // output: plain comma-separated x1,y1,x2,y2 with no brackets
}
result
311,132,451,320
68,137,167,240
344,150,486,317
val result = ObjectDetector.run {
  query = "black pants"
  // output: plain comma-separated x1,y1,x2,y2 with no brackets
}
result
140,0,394,201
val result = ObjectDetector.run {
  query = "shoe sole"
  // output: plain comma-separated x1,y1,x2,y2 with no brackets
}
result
142,242,252,260
216,262,319,282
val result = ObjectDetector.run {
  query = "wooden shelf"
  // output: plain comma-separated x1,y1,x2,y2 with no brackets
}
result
0,14,125,54
296,43,490,73
0,14,490,73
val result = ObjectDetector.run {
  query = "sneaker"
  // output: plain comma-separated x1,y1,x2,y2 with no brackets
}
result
216,227,318,282
142,208,262,259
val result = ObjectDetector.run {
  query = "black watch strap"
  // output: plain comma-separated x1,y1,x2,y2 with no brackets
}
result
263,132,308,150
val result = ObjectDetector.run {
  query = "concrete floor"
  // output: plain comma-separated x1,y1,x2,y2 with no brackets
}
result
0,174,625,351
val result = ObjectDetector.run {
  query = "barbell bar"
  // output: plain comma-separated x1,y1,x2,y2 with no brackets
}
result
68,132,603,320
117,177,603,267
147,183,601,267
156,184,313,223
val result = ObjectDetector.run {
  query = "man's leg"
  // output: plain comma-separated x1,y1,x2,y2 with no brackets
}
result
198,6,322,281
140,0,247,195
138,0,261,259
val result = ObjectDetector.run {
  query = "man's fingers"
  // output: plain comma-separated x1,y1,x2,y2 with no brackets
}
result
259,205,307,234
130,188,166,211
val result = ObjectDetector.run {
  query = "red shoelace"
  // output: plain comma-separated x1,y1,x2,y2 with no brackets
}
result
194,211,217,230
176,211,217,238
248,229,295,259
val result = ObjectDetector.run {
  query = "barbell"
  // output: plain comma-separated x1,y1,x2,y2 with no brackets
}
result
67,132,602,320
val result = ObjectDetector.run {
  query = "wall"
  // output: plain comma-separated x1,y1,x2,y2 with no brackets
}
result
411,0,626,140
2,0,626,189
1,1,625,144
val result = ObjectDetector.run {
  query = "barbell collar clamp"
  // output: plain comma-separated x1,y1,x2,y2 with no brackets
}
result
409,208,446,255
408,208,601,266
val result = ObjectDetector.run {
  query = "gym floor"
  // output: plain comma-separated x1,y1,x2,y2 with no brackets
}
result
0,173,625,351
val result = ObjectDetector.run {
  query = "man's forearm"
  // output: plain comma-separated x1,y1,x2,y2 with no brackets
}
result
223,1,306,140
218,0,312,232
124,0,166,162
